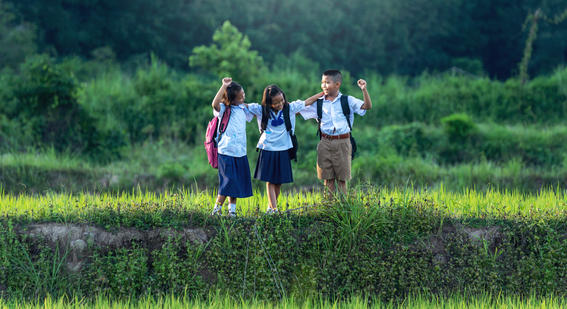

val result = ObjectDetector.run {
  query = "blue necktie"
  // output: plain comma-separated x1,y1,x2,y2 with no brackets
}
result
271,112,284,127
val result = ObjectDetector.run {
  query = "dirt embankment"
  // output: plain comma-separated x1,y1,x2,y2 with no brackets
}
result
18,221,505,274
21,223,211,273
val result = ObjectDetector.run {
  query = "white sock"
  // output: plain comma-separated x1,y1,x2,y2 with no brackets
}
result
229,203,236,213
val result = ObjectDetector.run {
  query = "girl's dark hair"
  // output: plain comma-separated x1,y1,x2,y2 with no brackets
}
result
222,81,243,106
260,84,288,131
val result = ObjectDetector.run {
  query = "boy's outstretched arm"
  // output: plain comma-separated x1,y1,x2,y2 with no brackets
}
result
212,77,232,112
304,91,324,106
357,79,372,110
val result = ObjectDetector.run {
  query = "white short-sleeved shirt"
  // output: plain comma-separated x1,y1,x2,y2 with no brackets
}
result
299,92,366,135
247,100,306,151
214,103,254,157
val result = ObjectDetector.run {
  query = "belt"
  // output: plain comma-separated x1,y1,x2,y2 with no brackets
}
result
321,132,350,140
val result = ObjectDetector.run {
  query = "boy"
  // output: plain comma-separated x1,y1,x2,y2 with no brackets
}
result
300,70,372,195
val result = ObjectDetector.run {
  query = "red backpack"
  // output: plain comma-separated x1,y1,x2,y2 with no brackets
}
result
204,107,231,168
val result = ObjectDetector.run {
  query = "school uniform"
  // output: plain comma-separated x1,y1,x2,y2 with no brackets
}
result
214,103,254,197
299,92,366,181
247,101,306,184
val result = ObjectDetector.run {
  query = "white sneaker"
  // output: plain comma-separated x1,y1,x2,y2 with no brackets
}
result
266,208,279,215
228,210,237,218
211,205,222,216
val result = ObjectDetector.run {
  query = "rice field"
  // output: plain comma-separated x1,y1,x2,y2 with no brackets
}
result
1,185,567,221
1,293,565,309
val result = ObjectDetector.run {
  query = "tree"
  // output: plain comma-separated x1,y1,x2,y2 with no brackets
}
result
189,20,266,89
7,0,211,68
519,5,567,83
0,0,36,69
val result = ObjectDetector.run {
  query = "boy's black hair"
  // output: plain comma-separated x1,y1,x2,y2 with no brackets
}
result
223,81,243,106
323,69,342,83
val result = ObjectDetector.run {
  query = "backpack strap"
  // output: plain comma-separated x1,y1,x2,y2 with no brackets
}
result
340,94,353,132
316,98,323,139
283,103,299,161
217,105,231,141
260,104,269,133
283,103,292,133
316,98,323,122
316,96,352,136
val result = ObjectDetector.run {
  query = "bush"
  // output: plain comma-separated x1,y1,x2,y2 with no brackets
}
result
441,113,477,143
0,114,35,152
3,55,123,161
78,57,214,147
363,68,567,127
375,123,437,158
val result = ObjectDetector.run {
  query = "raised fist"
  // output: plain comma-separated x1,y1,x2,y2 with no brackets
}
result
222,77,232,86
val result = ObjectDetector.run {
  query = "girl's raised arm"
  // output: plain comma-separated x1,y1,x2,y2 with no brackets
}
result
304,91,324,106
212,77,232,112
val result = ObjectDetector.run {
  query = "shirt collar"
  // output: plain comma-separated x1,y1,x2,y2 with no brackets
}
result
322,92,343,103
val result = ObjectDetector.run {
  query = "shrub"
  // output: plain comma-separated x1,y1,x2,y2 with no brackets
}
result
5,55,123,161
441,113,477,143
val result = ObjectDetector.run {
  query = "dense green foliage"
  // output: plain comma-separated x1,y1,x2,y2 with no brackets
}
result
1,189,567,300
4,0,567,78
2,55,567,192
0,0,36,69
1,2,567,192
0,55,124,161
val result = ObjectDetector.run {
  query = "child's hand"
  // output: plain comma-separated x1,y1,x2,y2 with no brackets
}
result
357,79,367,90
222,77,232,86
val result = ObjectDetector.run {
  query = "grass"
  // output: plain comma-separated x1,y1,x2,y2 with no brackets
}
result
0,149,94,171
0,293,565,308
0,188,319,219
1,186,566,224
3,139,567,195
2,187,567,303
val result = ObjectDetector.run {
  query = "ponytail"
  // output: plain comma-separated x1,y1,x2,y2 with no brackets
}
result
222,81,243,106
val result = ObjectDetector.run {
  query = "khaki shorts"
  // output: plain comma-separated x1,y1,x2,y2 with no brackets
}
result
317,137,352,181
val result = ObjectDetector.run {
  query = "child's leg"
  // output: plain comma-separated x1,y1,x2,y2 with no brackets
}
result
216,195,227,205
228,197,238,216
274,184,281,201
212,195,227,215
266,182,278,210
337,180,347,195
324,179,336,194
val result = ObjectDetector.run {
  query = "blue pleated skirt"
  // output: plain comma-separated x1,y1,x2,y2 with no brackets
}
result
218,154,253,198
254,150,293,184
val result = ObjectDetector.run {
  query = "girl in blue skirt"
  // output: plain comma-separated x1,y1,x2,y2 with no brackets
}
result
210,77,254,217
248,85,322,213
